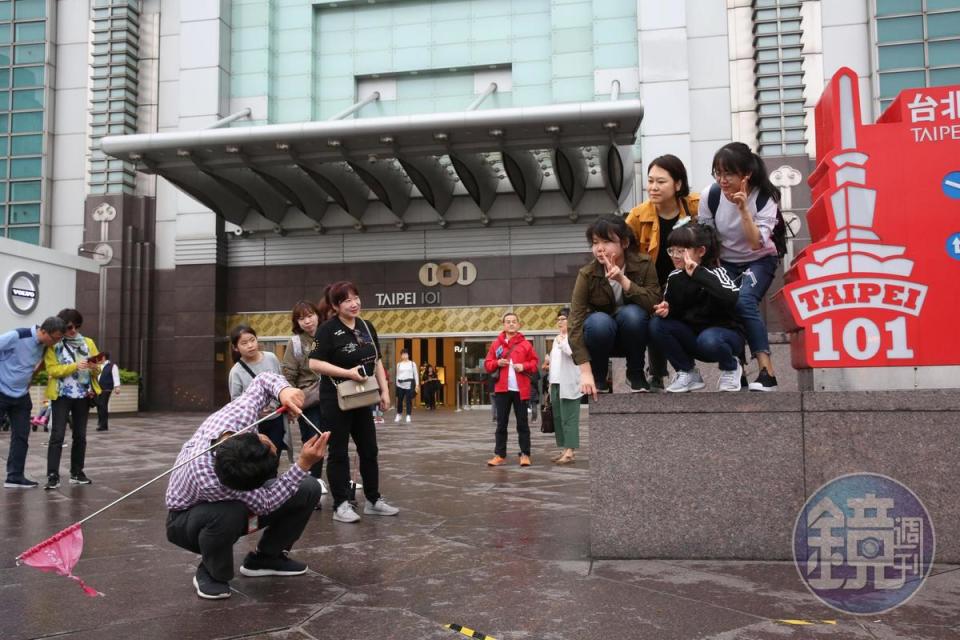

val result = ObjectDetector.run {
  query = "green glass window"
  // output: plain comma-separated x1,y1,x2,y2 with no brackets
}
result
10,110,39,132
8,201,37,223
7,226,38,243
928,0,960,10
12,42,41,63
0,68,8,87
0,90,9,111
0,114,7,132
0,3,11,21
877,16,924,41
928,11,960,38
12,65,41,86
10,133,39,155
931,66,960,83
929,39,960,65
879,43,925,69
0,24,10,45
12,88,41,108
0,47,10,65
877,0,922,15
14,21,43,41
879,69,926,97
10,179,38,201
14,0,44,20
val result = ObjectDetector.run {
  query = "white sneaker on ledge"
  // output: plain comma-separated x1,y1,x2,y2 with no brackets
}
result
666,369,706,393
717,361,743,392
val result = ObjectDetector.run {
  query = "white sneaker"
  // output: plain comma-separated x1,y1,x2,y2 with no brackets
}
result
394,414,402,423
333,501,360,523
717,361,743,392
405,415,411,423
666,369,706,393
363,498,399,516
316,478,328,494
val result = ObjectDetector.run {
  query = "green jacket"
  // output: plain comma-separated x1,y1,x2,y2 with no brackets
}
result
568,251,661,365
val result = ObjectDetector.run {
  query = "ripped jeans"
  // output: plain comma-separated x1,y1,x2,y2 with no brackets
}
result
720,255,778,358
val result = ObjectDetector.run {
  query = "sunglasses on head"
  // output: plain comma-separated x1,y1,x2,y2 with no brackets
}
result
66,323,80,331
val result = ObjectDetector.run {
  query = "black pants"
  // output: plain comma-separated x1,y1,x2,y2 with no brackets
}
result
494,391,530,458
47,396,90,478
395,386,414,416
95,390,112,430
320,398,380,508
165,476,321,582
296,404,324,479
1,391,32,482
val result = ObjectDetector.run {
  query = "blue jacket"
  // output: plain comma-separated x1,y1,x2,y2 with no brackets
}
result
0,327,46,397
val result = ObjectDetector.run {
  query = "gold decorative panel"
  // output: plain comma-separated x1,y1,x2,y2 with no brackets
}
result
226,304,565,338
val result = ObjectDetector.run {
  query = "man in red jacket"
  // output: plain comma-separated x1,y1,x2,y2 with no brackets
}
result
483,312,539,467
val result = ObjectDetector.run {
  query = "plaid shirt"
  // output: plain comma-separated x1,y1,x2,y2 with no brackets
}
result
165,372,306,516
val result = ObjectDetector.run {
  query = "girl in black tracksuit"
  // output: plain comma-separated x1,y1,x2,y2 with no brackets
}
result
649,222,747,392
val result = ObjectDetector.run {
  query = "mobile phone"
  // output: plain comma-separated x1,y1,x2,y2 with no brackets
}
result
496,346,504,358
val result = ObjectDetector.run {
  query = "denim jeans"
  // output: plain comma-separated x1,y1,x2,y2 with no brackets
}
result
582,304,650,386
395,386,414,416
721,255,778,357
649,317,745,372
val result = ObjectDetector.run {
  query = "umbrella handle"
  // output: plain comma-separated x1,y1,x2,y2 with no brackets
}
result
71,406,288,530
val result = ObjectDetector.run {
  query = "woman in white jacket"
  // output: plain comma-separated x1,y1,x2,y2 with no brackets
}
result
394,349,419,423
549,309,582,464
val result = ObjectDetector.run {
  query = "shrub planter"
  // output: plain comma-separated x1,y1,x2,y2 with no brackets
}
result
28,386,139,414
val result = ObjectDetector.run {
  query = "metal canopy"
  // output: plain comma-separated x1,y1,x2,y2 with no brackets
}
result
101,100,643,233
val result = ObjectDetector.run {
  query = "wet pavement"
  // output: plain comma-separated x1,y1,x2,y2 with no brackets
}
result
2,406,959,640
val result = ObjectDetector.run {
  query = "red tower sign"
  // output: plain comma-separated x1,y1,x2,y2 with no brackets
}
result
776,68,960,370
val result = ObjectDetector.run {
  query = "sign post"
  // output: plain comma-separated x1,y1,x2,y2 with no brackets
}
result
774,68,960,390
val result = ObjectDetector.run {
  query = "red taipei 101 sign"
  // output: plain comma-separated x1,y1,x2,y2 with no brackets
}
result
776,67,960,369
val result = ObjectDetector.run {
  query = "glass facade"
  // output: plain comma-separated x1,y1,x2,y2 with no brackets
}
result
230,0,639,124
0,0,45,244
752,0,807,156
876,0,960,110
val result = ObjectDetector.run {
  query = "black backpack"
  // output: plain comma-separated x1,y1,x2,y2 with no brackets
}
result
707,183,788,261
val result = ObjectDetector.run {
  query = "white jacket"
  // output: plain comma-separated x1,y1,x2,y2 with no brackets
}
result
395,360,419,390
548,334,582,400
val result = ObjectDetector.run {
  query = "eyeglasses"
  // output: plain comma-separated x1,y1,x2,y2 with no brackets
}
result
666,247,686,258
557,317,567,323
711,170,740,181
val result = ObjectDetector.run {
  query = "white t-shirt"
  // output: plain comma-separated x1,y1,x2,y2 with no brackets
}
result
507,359,519,392
608,278,624,306
395,360,419,390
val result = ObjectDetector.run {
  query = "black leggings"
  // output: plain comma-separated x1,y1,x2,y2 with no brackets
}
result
320,399,381,507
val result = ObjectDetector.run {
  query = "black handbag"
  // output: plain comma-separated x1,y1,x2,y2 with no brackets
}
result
540,400,555,434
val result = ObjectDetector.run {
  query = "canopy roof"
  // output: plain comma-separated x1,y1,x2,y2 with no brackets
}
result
101,100,644,233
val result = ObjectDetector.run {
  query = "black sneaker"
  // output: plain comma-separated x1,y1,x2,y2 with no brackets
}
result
740,374,749,391
69,472,92,485
239,551,307,577
43,475,60,490
4,477,39,489
748,368,779,392
648,376,665,392
193,564,231,599
627,375,650,393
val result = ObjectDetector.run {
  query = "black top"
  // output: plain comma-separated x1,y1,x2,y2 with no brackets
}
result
655,215,680,285
662,265,744,335
309,316,381,398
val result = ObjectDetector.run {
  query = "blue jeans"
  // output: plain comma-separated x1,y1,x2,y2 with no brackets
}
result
649,317,745,372
583,304,650,386
721,255,778,357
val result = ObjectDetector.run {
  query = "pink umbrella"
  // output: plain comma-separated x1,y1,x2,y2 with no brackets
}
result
16,407,301,596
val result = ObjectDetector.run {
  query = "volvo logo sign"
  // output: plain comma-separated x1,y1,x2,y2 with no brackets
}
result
6,271,39,315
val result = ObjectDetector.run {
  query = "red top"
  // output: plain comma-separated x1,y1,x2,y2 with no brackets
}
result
483,332,539,400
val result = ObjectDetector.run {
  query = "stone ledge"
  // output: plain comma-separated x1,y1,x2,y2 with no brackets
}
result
589,391,802,415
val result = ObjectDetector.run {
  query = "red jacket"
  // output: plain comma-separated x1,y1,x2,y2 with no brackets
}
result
483,331,539,400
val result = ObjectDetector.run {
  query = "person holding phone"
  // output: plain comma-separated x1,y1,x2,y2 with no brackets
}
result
308,281,397,524
43,308,101,489
94,351,120,432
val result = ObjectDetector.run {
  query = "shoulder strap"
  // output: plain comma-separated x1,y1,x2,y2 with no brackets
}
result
756,191,770,212
238,360,256,379
61,342,78,362
707,183,721,215
680,197,691,219
359,318,378,362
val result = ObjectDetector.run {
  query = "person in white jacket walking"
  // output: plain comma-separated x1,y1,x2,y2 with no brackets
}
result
394,349,419,423
548,309,582,464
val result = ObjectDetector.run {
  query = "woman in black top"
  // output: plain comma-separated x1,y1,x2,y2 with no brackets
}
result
309,281,397,523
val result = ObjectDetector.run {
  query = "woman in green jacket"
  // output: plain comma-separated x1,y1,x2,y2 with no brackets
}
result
43,308,101,490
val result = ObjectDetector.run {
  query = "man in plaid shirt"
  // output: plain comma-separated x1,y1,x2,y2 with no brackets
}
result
165,372,329,599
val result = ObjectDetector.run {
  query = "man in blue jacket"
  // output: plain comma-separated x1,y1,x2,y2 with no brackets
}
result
1,317,65,488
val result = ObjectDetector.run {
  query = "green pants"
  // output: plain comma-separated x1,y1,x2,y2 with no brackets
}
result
549,384,581,449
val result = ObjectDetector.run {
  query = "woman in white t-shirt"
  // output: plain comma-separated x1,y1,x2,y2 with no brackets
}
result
698,142,781,392
228,324,286,452
394,349,419,423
